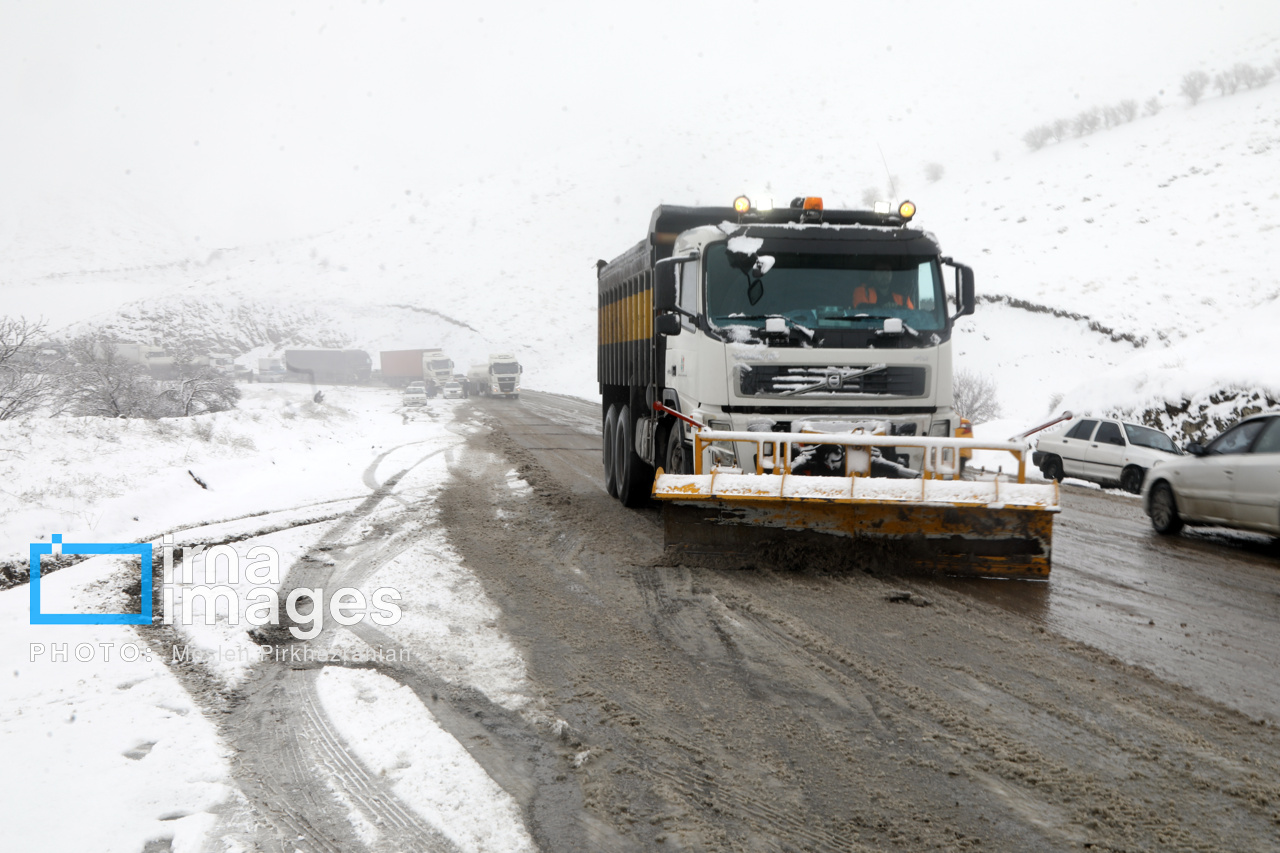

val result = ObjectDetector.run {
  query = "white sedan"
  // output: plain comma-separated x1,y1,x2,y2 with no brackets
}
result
1033,417,1182,494
1143,413,1280,537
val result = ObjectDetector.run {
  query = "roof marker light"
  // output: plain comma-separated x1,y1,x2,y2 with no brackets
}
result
898,200,917,220
873,201,891,214
733,195,752,213
757,196,774,212
802,197,823,211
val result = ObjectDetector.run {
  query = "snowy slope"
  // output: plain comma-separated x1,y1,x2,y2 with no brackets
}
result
3,50,1279,430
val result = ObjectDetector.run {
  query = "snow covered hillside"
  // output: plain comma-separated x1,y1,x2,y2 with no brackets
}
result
2,50,1278,434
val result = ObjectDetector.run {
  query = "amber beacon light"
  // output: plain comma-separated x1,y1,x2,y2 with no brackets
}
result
898,200,917,220
733,195,752,213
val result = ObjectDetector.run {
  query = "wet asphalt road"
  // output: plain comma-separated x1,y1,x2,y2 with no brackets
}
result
512,390,1280,724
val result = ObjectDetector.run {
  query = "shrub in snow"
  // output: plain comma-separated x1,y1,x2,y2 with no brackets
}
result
924,162,945,183
1143,97,1162,117
1117,99,1139,122
1022,125,1053,151
1180,70,1209,105
953,369,1003,425
1072,107,1102,137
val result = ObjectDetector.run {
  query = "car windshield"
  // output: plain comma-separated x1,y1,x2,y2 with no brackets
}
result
1123,424,1178,453
704,242,947,333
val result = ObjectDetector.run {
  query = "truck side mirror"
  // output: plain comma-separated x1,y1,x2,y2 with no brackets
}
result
654,261,678,312
655,314,681,336
946,262,975,319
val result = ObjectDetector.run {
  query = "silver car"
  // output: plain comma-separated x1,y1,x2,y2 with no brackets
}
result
1033,417,1182,494
1144,413,1280,537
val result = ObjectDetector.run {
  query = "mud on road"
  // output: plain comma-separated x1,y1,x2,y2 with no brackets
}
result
442,393,1280,852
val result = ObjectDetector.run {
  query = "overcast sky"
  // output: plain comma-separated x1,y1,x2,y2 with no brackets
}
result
3,0,1278,247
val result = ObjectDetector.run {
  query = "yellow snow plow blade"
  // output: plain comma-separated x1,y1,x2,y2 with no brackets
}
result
652,430,1058,579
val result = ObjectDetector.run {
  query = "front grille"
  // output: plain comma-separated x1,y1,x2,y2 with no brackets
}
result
738,364,926,397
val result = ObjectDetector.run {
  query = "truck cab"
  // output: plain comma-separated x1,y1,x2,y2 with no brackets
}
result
598,197,976,505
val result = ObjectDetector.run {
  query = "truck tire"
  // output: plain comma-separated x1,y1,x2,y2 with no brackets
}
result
615,403,654,507
1149,481,1184,535
664,427,692,475
1120,465,1145,495
603,405,619,498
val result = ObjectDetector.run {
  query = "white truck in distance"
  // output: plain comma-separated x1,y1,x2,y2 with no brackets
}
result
421,348,454,394
469,353,522,399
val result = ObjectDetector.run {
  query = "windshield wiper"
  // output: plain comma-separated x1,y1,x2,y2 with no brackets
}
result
825,312,896,323
779,364,888,397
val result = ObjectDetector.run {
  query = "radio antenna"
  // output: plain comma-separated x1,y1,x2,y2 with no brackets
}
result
876,142,898,201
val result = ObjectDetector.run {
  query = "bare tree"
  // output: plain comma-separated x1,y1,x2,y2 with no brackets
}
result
923,162,945,183
860,186,880,207
0,317,65,420
1143,96,1162,117
953,369,1002,425
64,335,158,418
155,361,241,417
1180,70,1209,105
1213,70,1238,97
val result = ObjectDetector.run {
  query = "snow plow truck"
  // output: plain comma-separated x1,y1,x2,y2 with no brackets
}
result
596,196,1057,579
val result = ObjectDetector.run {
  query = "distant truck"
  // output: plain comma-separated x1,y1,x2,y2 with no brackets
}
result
469,352,522,399
207,353,236,376
284,350,372,384
379,349,431,387
98,342,175,379
422,349,454,388
257,357,287,382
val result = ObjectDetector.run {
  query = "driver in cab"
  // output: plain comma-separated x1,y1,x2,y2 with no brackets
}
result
851,262,914,310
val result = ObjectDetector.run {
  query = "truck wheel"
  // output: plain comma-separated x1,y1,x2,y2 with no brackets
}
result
1149,481,1184,535
1120,465,1145,495
616,403,655,507
1041,456,1064,482
603,405,619,498
664,427,692,475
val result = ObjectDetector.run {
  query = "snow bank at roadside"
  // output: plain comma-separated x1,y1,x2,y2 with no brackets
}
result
314,667,537,853
0,383,441,565
0,554,239,853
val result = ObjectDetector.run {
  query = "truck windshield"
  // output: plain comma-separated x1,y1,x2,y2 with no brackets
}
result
429,359,452,371
491,362,519,375
704,243,947,333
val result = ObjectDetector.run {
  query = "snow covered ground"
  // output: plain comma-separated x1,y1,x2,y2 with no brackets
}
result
0,387,546,851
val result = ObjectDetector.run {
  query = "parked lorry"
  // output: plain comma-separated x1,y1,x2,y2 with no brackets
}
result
284,349,372,384
379,349,430,387
421,349,454,388
97,342,175,378
206,353,236,376
257,357,287,382
598,195,1057,578
469,352,522,398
